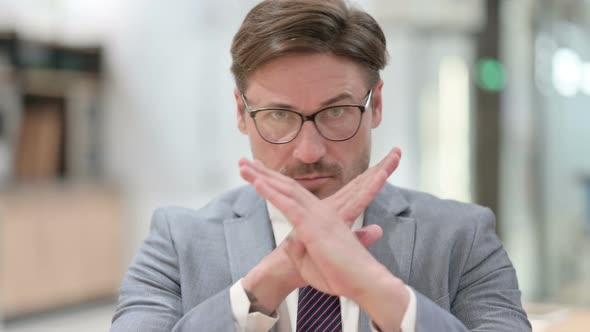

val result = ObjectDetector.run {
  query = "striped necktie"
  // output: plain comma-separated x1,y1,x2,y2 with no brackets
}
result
296,286,343,332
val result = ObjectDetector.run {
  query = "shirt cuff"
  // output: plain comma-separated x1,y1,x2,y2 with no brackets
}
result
369,285,417,332
401,286,417,332
230,278,279,332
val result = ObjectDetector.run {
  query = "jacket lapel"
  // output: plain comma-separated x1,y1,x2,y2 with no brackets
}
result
359,183,416,331
223,186,276,283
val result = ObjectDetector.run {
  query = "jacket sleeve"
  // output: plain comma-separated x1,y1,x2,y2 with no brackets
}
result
110,208,236,332
414,208,531,332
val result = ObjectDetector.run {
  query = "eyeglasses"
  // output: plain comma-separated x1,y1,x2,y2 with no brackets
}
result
240,90,372,144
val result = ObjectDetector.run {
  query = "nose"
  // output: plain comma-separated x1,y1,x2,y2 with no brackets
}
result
292,121,327,164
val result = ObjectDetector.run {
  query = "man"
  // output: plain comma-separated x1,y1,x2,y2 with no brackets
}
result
111,0,531,331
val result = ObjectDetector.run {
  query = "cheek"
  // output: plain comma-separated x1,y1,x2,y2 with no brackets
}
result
339,126,372,179
349,141,371,169
249,139,292,171
352,118,373,149
238,119,247,134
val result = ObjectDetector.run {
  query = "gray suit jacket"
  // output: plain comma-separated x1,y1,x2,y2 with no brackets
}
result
111,183,531,331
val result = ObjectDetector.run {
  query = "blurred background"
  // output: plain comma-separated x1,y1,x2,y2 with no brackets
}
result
0,0,588,331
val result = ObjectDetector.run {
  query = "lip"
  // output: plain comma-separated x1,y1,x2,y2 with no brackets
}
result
295,173,329,180
294,175,332,189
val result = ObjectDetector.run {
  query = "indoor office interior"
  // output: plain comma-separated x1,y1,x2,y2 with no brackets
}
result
0,0,589,331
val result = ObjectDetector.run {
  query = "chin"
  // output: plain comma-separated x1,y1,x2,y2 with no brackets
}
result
312,185,340,200
311,190,327,199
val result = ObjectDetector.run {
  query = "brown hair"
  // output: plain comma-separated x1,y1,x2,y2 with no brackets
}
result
230,0,388,92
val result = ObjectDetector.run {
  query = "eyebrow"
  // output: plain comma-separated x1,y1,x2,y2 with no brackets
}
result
255,92,356,109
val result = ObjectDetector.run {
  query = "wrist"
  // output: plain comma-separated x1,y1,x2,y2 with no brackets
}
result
242,264,295,314
355,266,409,331
243,286,275,316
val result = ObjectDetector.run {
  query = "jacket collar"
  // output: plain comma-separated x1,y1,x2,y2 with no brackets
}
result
359,183,416,330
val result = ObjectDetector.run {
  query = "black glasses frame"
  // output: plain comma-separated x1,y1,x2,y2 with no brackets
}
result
240,89,373,144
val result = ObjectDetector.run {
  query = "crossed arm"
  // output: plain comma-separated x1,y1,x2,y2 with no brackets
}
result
238,148,409,331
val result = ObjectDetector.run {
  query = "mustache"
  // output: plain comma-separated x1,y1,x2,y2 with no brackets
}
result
280,160,342,179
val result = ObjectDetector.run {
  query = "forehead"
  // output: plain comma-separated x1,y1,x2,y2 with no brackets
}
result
245,53,369,108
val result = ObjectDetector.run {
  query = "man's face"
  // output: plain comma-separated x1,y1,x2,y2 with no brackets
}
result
235,53,383,199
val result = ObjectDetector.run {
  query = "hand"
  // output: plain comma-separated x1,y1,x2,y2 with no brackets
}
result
239,148,401,314
239,148,401,295
240,220,386,315
240,148,409,330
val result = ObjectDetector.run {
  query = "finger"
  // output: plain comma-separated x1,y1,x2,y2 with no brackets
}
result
251,159,319,202
343,149,399,219
379,147,402,178
340,169,389,222
239,158,259,184
362,147,401,182
328,148,401,222
239,158,291,187
248,177,307,227
330,147,400,204
250,159,294,187
240,161,275,186
240,159,316,204
354,224,383,248
248,158,310,196
240,160,307,204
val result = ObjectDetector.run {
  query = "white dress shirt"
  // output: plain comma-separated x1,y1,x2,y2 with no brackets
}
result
230,203,417,332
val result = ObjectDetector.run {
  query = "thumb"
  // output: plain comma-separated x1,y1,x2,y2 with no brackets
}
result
354,224,383,248
283,231,306,268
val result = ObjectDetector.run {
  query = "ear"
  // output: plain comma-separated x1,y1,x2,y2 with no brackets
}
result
370,80,384,128
234,88,248,134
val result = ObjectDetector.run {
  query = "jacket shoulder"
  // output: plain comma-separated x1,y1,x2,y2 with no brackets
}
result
152,185,252,228
395,186,496,232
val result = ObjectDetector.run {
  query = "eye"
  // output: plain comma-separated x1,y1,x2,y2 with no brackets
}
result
270,110,289,120
326,107,345,118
